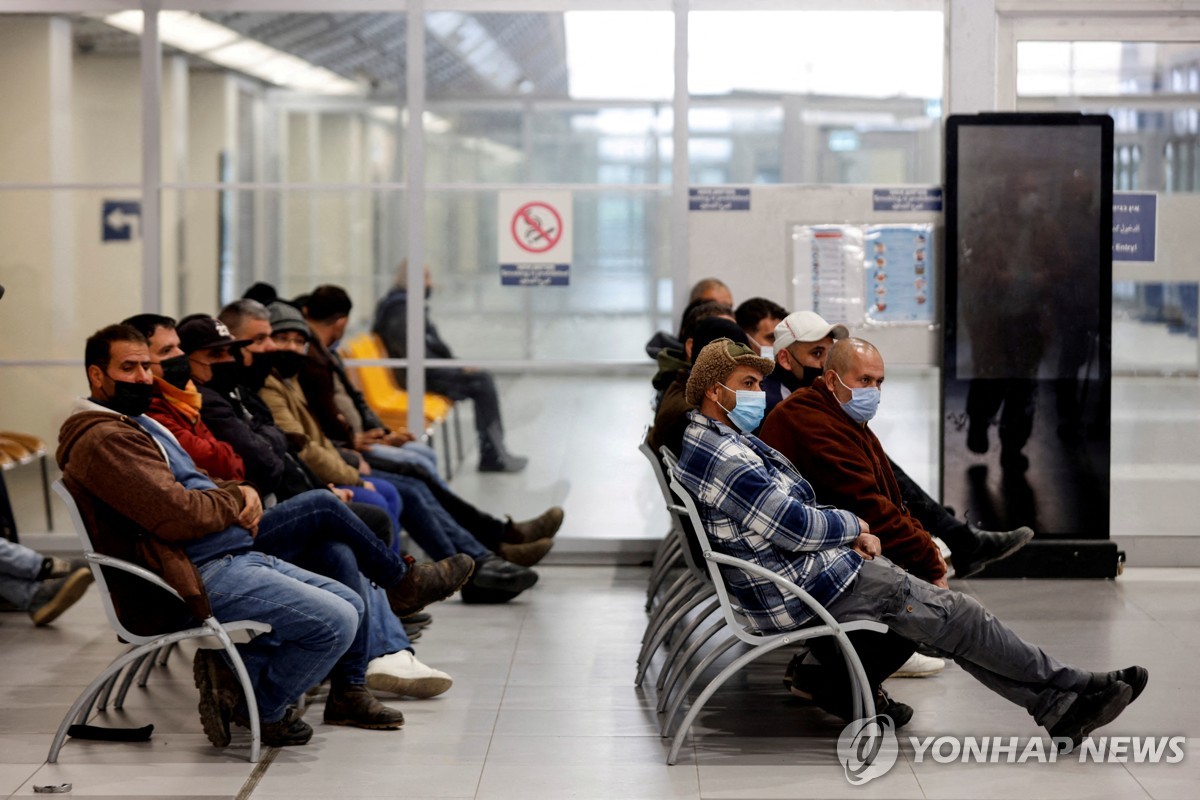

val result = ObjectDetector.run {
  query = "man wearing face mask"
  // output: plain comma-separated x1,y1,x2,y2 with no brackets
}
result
734,297,788,359
761,311,848,418
648,317,754,459
760,338,1033,586
674,338,1146,746
123,314,246,481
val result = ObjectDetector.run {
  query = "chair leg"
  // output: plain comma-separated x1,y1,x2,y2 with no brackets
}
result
439,419,453,481
661,635,738,739
156,641,177,668
49,646,158,763
666,637,792,765
208,623,262,764
639,573,698,654
635,581,706,687
453,406,464,466
39,454,53,530
656,596,720,692
657,617,727,714
136,646,160,688
114,653,153,708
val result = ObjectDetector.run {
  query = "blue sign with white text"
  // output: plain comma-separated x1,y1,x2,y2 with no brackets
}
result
872,187,943,212
689,188,750,211
102,200,141,242
1113,192,1156,262
500,263,570,286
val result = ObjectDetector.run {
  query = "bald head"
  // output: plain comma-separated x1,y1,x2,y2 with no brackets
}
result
824,337,885,406
688,278,733,308
826,337,880,376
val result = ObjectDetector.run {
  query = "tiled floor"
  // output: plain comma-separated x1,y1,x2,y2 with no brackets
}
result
1,564,1197,799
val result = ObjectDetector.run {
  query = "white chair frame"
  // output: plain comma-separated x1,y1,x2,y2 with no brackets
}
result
51,481,272,763
663,459,886,766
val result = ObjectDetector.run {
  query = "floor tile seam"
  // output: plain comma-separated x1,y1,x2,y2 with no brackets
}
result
471,600,534,798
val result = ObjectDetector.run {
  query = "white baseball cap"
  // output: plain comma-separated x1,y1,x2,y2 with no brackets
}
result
773,311,849,353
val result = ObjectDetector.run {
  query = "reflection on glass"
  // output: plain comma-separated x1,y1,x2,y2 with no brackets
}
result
945,118,1111,539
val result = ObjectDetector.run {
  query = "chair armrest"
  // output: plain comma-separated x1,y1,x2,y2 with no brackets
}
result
86,553,184,602
704,550,887,636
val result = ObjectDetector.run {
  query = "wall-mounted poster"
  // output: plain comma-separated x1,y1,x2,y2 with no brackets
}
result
792,225,865,327
863,224,936,324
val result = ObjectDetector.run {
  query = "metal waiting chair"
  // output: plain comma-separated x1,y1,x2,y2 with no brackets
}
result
634,434,719,696
662,460,885,766
340,332,463,479
50,480,272,763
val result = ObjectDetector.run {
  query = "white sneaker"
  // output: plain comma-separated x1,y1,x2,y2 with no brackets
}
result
891,651,945,678
365,650,453,698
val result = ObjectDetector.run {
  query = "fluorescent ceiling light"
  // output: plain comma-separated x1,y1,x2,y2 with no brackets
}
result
102,11,364,97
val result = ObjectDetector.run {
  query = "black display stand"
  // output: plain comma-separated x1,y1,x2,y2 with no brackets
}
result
942,113,1118,578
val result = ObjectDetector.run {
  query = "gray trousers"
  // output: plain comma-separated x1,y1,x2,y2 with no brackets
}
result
825,557,1090,729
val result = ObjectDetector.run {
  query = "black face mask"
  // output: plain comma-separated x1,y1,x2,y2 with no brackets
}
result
205,360,243,395
236,349,276,392
101,378,155,418
778,363,825,393
272,350,307,380
158,354,192,390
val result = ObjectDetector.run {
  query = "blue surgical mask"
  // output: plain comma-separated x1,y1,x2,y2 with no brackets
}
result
718,383,767,432
835,374,880,424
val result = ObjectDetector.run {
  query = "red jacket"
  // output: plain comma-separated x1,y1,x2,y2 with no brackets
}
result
759,381,945,582
148,393,246,483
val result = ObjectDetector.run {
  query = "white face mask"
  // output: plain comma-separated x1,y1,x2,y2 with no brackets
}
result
759,345,774,360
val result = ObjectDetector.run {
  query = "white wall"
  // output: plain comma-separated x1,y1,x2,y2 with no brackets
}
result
688,184,942,365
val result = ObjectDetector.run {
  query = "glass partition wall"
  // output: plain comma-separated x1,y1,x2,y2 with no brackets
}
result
0,2,946,548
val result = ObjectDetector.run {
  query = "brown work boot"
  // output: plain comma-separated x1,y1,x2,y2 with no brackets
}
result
193,650,242,747
323,684,404,730
386,554,475,617
498,538,554,567
503,506,564,544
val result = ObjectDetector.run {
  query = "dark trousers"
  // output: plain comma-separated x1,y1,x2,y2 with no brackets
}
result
427,368,507,463
888,457,974,555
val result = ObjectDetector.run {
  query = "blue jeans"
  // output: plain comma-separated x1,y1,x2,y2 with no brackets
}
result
0,537,43,609
364,580,411,660
825,557,1091,728
372,471,491,561
199,552,360,723
363,442,441,486
251,491,411,685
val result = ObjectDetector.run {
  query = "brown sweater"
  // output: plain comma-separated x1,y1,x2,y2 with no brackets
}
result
759,382,945,582
57,400,247,632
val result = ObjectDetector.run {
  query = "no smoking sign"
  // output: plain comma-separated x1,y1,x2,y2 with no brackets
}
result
498,191,573,286
511,202,562,254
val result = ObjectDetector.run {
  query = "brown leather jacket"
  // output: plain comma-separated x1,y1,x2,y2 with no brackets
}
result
57,399,247,634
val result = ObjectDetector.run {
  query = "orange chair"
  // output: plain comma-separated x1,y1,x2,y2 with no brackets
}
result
1,430,54,530
339,333,462,478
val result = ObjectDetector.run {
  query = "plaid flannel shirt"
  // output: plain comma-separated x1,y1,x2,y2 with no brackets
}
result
673,410,864,631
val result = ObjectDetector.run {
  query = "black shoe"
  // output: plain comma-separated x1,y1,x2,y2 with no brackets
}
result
460,582,530,604
1088,666,1148,703
259,716,314,747
479,453,529,473
952,525,1035,579
387,554,475,617
782,653,819,701
876,689,914,729
1048,681,1133,751
323,684,404,730
814,686,912,730
400,611,433,629
471,556,538,594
